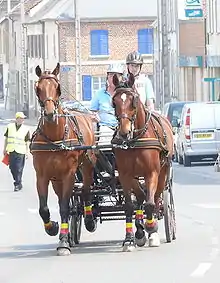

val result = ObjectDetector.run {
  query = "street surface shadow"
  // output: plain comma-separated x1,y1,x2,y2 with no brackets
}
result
0,239,167,259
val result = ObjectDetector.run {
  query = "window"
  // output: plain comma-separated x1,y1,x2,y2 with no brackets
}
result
90,30,109,56
137,28,153,54
92,76,106,97
27,35,43,58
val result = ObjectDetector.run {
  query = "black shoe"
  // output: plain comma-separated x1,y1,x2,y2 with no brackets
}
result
14,184,22,191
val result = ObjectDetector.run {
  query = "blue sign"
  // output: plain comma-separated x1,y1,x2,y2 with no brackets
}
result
185,8,203,17
61,66,73,72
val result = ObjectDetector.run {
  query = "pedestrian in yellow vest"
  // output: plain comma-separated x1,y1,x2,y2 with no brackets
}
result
3,112,30,191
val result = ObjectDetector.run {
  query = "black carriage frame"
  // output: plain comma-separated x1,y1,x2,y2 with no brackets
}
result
67,140,176,247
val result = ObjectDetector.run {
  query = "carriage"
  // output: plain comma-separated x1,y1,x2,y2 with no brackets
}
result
31,63,176,255
67,125,176,247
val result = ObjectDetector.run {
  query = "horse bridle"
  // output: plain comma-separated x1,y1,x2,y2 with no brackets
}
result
112,87,151,141
112,87,139,123
35,74,61,110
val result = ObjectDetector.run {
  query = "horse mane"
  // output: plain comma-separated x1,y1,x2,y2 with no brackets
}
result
114,80,131,91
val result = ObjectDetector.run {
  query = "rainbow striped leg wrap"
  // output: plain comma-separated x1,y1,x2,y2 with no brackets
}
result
126,222,133,234
44,221,53,229
60,223,69,234
135,210,144,223
145,217,157,228
84,205,92,216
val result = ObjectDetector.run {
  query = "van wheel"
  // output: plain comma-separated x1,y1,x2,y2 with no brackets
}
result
183,153,191,167
178,153,183,164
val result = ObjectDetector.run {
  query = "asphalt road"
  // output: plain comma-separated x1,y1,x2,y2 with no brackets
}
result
0,122,220,283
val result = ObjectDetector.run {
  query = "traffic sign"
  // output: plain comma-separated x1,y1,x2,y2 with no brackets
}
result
185,8,203,17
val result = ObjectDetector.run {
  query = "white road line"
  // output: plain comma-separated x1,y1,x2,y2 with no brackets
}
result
190,263,212,278
209,248,219,261
191,203,220,209
211,236,219,245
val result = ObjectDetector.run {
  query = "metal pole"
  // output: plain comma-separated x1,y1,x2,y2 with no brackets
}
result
161,0,170,106
6,0,12,110
74,0,82,100
7,0,11,13
20,0,29,116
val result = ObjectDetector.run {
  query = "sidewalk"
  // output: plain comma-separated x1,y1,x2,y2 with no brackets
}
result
0,104,38,127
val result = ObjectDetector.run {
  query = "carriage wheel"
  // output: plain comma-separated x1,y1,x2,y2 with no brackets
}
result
69,195,83,246
163,183,176,243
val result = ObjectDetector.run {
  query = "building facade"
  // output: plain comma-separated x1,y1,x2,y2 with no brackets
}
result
153,0,179,109
59,20,155,101
0,0,157,115
205,0,220,100
178,19,207,102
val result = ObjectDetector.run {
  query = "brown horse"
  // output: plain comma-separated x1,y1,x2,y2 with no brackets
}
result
30,63,96,256
112,73,174,251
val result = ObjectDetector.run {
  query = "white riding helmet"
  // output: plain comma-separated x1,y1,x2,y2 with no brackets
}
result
107,63,124,75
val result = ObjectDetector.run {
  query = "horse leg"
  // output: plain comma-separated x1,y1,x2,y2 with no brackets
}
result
144,171,160,247
37,176,59,236
52,176,73,256
119,177,135,252
81,155,97,233
132,179,146,247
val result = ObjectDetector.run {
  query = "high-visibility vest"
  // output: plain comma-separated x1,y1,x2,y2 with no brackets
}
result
6,123,29,154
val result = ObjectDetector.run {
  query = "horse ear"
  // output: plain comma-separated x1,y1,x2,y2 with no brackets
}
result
127,73,135,88
35,65,42,77
112,74,119,87
52,62,60,76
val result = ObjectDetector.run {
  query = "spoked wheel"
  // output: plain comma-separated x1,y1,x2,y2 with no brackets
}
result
69,195,83,247
163,181,176,243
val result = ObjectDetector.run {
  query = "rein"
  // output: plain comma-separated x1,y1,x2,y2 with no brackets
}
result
31,74,84,152
112,87,168,155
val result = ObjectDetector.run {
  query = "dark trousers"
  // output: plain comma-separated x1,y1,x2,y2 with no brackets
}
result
9,151,25,186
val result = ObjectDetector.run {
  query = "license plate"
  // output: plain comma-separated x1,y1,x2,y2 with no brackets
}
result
193,133,213,139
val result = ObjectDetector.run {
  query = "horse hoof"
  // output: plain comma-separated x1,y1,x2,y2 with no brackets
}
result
57,248,71,256
84,217,97,233
45,221,59,236
148,232,160,247
135,235,147,247
122,243,135,252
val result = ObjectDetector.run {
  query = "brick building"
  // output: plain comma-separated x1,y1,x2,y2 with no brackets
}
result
59,20,156,100
178,19,207,101
49,0,157,100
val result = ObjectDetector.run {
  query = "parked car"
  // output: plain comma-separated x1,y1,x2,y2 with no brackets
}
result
176,101,220,167
162,101,195,161
162,101,195,130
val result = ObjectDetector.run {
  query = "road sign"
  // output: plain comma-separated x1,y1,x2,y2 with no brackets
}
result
185,8,203,17
185,0,203,18
185,0,201,7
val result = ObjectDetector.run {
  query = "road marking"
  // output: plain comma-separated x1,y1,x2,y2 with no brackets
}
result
209,248,219,261
192,203,220,209
190,263,212,277
0,212,5,216
211,236,219,245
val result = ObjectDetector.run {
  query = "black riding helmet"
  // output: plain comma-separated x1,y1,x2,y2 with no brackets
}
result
126,51,143,76
126,51,144,65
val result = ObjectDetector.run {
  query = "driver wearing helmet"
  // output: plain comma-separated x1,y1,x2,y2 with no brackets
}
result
126,51,155,111
90,63,124,142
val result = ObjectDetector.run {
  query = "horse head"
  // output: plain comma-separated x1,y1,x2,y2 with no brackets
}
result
112,73,139,140
35,63,61,122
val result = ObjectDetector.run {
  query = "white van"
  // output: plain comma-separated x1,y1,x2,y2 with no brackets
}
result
176,102,220,166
